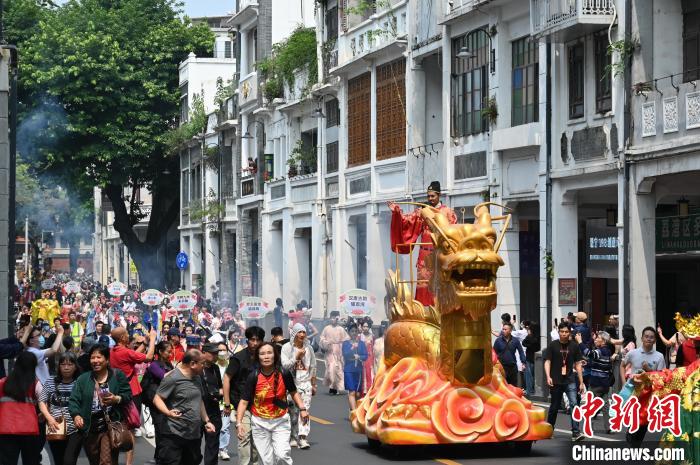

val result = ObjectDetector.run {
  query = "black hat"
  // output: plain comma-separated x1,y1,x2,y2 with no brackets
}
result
427,181,441,193
330,310,340,317
201,343,219,354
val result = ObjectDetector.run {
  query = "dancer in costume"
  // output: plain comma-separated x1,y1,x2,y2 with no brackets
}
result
31,288,61,325
388,181,457,306
320,310,348,395
343,324,367,411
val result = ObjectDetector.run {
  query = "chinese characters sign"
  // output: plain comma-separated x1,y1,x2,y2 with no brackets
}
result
656,214,700,253
586,219,619,279
170,290,197,311
238,297,270,319
338,289,377,317
107,281,128,296
141,289,165,306
572,391,681,437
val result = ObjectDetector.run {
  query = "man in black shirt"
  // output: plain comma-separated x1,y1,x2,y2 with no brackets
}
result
544,321,586,441
201,344,224,465
223,326,265,465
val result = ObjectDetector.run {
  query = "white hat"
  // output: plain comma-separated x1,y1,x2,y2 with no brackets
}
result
290,323,306,340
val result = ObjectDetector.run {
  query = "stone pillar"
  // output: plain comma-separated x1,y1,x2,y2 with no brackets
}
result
628,177,656,331
551,181,578,318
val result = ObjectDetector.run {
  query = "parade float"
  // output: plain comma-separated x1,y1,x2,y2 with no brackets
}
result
351,202,553,450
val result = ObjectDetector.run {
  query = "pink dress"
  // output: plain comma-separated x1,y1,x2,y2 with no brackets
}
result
360,333,375,395
320,324,349,390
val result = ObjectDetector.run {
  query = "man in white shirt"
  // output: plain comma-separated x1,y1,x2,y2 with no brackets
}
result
27,322,64,385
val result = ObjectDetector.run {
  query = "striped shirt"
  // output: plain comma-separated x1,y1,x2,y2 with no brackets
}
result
39,377,77,435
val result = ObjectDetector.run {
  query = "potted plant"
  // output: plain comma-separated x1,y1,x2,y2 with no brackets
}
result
483,96,498,125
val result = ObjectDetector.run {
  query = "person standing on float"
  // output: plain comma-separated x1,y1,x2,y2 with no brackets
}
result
387,181,457,306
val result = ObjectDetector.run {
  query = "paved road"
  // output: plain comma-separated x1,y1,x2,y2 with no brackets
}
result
55,359,661,465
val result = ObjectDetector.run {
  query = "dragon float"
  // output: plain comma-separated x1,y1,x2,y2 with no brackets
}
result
351,203,553,449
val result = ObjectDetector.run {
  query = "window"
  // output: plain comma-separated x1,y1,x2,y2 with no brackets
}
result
512,37,539,126
452,30,489,137
595,32,612,113
224,40,232,59
683,3,700,82
347,73,371,167
568,42,585,119
376,59,406,160
326,6,338,41
326,98,340,127
326,141,339,173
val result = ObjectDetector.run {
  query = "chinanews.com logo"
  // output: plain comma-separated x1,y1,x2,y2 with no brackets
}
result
570,443,685,464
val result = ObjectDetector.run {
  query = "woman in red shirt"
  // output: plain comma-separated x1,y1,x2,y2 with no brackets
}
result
236,342,308,465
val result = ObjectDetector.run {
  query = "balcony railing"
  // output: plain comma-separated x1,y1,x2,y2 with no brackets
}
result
530,0,615,37
241,176,256,197
336,2,407,68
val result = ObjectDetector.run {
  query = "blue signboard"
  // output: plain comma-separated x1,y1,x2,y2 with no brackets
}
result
176,252,189,270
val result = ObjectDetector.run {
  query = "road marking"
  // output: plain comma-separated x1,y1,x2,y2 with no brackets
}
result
553,428,617,442
434,459,461,465
310,415,334,425
532,401,550,408
316,359,326,364
143,434,156,448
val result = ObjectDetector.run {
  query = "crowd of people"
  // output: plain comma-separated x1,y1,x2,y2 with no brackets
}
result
492,311,698,443
1,273,391,465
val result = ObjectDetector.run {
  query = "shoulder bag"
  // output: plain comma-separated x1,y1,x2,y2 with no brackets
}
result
0,379,39,435
46,390,67,441
95,380,133,452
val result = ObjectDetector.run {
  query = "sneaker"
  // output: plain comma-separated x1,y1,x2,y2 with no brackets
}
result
329,389,338,395
146,430,155,438
298,437,310,449
133,429,143,437
572,432,584,442
219,450,230,461
290,438,299,448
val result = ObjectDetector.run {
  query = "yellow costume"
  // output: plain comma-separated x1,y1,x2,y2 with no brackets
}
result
31,298,61,325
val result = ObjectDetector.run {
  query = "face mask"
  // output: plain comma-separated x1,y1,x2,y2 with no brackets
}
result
38,335,46,347
218,351,228,359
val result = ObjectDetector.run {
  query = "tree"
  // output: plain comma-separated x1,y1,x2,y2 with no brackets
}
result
18,0,214,288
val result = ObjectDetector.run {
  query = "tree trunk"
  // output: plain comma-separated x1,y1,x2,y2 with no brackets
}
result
104,179,179,291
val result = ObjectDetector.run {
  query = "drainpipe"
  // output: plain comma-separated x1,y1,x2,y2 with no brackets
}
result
545,41,553,341
622,0,632,326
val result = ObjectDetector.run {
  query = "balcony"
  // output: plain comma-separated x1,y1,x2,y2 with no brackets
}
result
228,0,258,28
238,71,258,108
283,68,310,103
334,1,407,72
290,174,318,211
265,178,287,211
530,0,616,40
241,175,256,197
441,0,492,25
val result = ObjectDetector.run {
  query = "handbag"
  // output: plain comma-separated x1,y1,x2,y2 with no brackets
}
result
46,416,67,441
95,381,133,452
0,379,39,435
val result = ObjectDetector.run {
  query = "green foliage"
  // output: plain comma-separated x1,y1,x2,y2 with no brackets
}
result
164,93,207,153
605,38,638,79
543,251,554,280
287,140,316,175
189,189,224,222
19,0,215,193
484,96,498,124
257,26,317,100
214,76,236,108
261,76,283,101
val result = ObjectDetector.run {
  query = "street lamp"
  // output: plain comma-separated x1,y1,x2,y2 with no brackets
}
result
457,27,496,74
311,107,325,119
241,119,265,139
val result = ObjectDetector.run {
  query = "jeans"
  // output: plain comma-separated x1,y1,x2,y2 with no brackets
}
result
525,361,535,395
589,385,610,432
547,382,580,434
251,414,292,465
220,413,231,452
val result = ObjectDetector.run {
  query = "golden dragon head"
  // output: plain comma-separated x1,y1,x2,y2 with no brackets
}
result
421,203,509,318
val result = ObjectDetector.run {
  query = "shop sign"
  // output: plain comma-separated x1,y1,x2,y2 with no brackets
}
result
238,297,270,319
338,289,376,316
656,214,700,253
558,278,577,306
63,281,81,294
586,219,618,279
